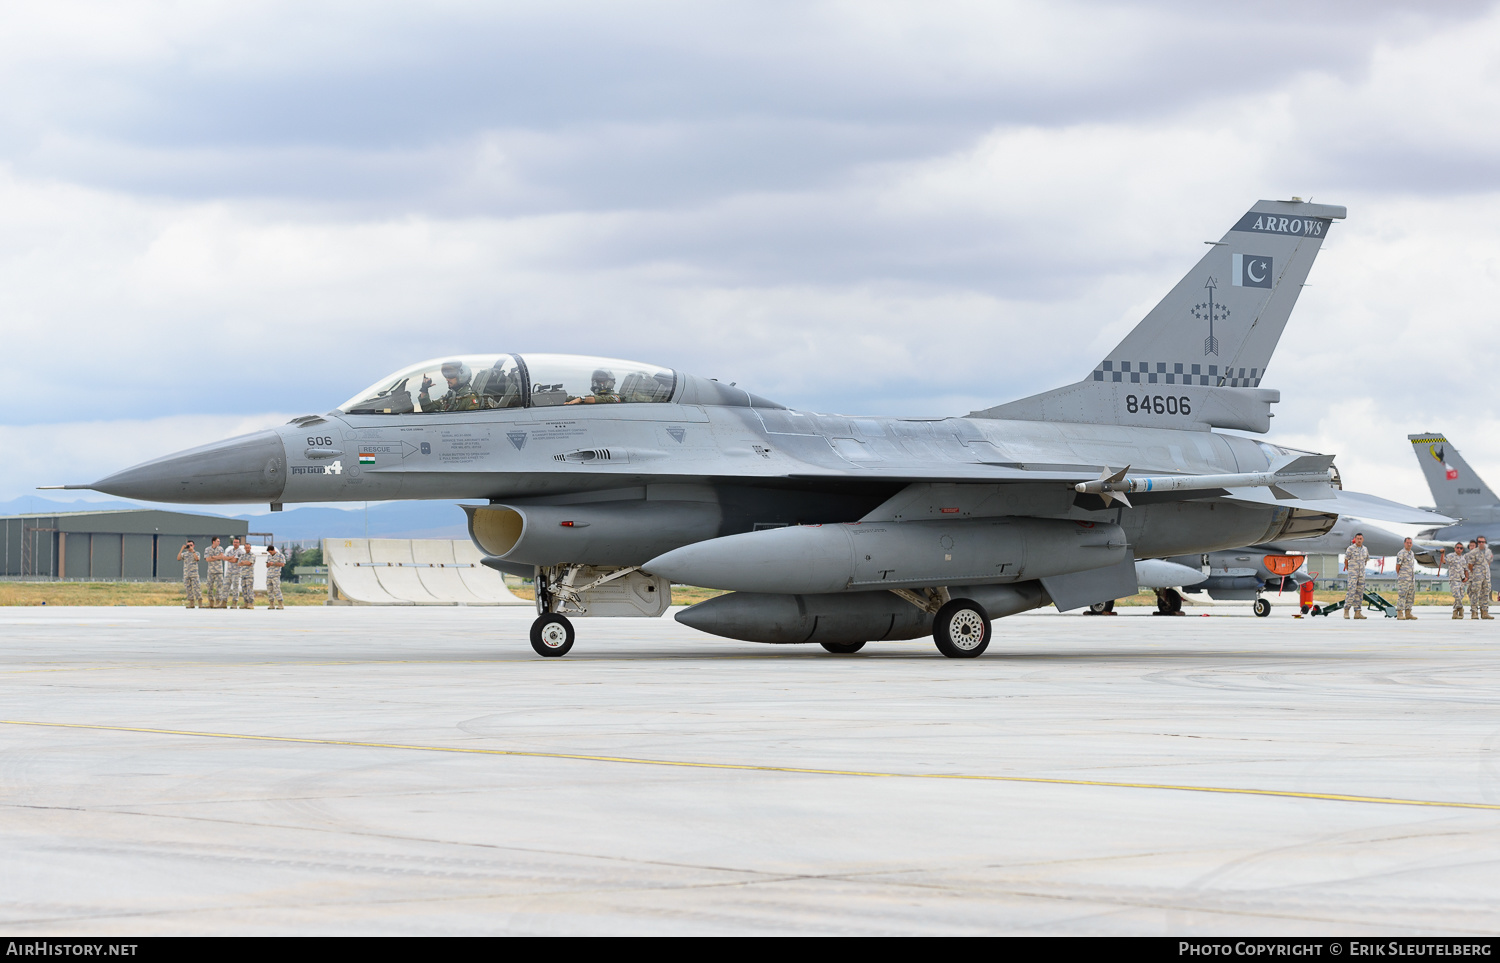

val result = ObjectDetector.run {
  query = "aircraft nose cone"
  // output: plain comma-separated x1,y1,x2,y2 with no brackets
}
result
88,429,288,504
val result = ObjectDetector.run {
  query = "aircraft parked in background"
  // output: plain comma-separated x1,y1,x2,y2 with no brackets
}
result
1408,433,1500,579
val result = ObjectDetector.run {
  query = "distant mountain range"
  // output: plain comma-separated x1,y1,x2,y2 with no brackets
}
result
0,496,476,543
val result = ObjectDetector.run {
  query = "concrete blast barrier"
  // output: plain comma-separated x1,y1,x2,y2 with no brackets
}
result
324,538,529,606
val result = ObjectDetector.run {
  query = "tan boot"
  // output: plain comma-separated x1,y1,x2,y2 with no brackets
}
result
1409,609,1419,620
1354,611,1367,620
1454,609,1465,619
1344,607,1351,619
1396,610,1407,620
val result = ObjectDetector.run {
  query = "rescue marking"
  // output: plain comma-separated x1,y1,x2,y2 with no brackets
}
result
5,720,1500,813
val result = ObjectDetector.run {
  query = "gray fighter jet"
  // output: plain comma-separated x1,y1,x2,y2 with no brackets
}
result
1407,432,1499,579
63,199,1446,658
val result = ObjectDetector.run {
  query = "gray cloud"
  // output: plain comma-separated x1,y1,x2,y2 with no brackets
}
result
4,1,1500,505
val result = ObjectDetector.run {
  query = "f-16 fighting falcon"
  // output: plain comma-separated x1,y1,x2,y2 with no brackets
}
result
61,199,1447,658
1408,433,1500,583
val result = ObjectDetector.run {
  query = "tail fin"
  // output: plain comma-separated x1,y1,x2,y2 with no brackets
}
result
976,199,1345,431
1408,433,1499,516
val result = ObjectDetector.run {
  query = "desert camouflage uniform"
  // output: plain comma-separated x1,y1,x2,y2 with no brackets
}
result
237,552,257,608
1468,546,1493,619
204,544,226,607
1395,547,1417,615
265,551,285,609
1344,543,1370,614
178,548,201,607
1448,550,1470,616
227,545,245,607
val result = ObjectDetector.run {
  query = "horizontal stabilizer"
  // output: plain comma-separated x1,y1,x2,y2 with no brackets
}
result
1225,487,1455,526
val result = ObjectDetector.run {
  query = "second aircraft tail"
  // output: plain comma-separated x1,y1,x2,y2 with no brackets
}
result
1408,433,1499,517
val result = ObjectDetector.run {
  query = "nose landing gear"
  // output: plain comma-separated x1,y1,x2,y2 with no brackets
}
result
530,613,575,656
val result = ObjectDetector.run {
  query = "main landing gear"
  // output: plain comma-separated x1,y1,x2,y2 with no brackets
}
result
820,641,866,654
932,597,991,658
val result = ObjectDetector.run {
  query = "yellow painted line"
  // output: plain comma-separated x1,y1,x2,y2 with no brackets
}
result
4,719,1500,813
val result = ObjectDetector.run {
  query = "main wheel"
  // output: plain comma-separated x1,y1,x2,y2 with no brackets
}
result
820,641,866,654
530,614,575,656
933,598,990,658
1253,598,1271,618
1157,588,1184,614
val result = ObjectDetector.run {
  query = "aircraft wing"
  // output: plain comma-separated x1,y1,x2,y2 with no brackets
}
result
807,459,1456,527
789,464,1102,484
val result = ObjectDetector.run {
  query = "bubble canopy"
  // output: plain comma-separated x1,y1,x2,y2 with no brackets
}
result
338,354,679,415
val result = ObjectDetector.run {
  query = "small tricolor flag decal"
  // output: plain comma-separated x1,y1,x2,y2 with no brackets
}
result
359,453,376,465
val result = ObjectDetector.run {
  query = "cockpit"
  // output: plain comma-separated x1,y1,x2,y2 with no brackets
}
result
339,354,679,415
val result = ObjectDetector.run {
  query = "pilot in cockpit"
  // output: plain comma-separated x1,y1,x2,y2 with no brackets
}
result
420,361,481,412
565,368,621,405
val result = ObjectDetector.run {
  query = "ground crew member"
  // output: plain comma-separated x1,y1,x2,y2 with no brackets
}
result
176,540,201,609
204,537,226,608
1469,536,1493,620
1395,537,1418,620
265,545,286,609
227,537,245,608
238,546,257,608
1344,533,1369,619
1449,542,1470,619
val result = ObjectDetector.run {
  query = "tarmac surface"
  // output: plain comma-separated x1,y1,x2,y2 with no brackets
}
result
2,602,1498,936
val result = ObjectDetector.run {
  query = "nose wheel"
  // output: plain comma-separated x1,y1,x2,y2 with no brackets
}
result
530,613,575,656
1253,598,1272,618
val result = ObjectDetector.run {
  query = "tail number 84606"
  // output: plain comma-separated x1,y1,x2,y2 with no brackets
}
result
1126,394,1191,416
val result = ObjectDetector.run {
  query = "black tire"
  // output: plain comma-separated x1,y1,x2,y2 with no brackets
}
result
1161,588,1184,614
933,598,991,658
530,614,575,656
1253,598,1271,618
820,641,866,654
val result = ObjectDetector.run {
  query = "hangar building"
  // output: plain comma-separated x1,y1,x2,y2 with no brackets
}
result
0,510,250,581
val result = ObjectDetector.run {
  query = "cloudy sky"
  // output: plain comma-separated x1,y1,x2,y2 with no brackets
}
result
3,0,1499,512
